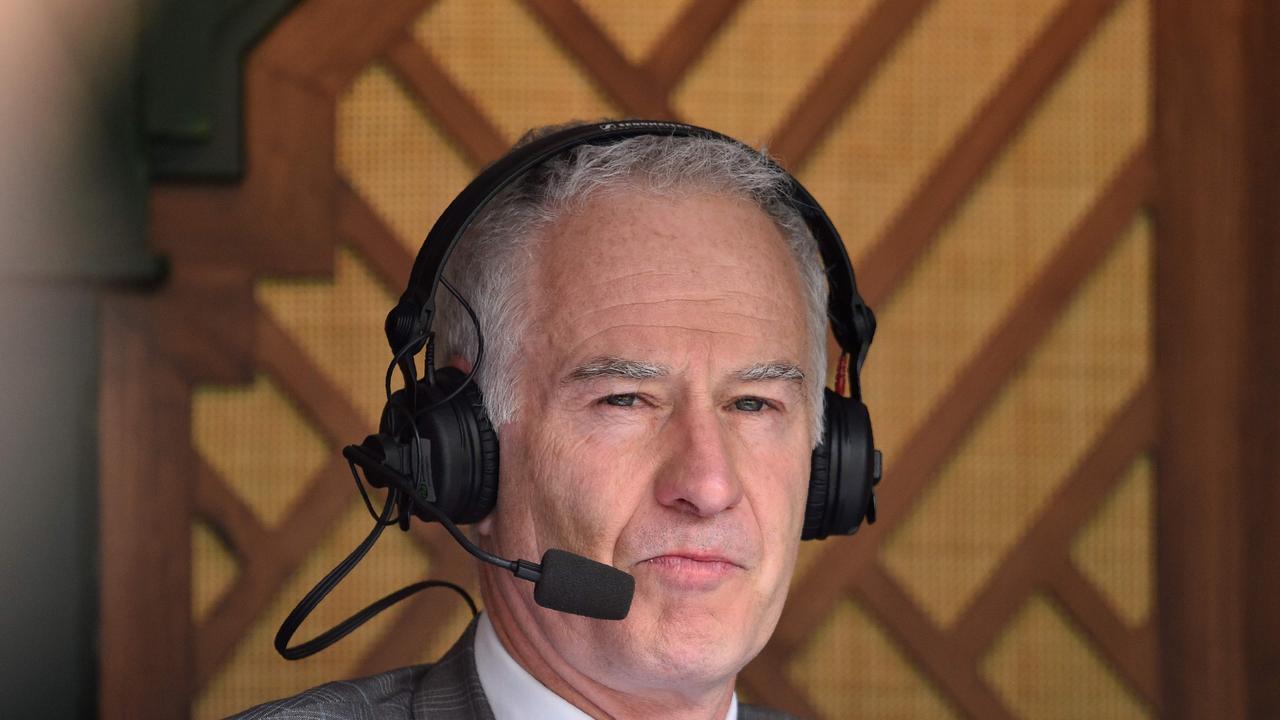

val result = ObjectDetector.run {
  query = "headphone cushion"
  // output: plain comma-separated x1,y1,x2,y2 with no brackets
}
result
413,367,500,524
804,417,834,541
461,379,500,522
804,389,876,540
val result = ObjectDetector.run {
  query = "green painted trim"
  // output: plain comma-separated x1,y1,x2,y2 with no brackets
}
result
143,0,300,180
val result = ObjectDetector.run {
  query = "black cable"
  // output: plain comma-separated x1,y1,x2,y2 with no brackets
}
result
385,330,428,402
275,470,480,661
415,277,485,413
351,458,399,527
379,277,483,444
380,278,483,412
275,488,396,660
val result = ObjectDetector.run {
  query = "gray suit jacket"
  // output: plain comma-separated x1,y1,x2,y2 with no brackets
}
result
230,620,798,719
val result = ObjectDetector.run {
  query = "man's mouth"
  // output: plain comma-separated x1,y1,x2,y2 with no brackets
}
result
637,552,744,591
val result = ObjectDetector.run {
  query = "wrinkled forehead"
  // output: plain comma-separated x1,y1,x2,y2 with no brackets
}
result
525,189,810,368
535,187,801,286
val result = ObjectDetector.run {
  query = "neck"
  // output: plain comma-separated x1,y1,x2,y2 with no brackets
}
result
479,565,736,720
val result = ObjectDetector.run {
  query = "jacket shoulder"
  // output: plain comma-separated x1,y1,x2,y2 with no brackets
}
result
227,665,430,720
227,620,490,720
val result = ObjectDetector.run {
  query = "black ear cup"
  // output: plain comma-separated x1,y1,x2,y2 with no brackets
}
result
379,367,499,525
803,388,881,540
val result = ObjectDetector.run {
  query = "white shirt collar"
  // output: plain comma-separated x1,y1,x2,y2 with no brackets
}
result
473,613,738,720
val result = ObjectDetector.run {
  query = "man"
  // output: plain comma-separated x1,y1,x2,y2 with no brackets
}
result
236,123,836,719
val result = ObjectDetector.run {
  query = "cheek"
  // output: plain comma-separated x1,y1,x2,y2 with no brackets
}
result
503,424,650,559
745,443,811,554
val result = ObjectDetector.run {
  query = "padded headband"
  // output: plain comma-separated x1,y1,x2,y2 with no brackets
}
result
385,120,877,392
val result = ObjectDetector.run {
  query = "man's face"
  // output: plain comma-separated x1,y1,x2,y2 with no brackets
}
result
477,188,814,694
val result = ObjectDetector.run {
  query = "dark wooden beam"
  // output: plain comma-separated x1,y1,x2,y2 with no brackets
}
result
1153,1,1280,717
99,300,193,720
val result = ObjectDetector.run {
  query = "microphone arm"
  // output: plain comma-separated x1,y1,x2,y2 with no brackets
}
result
342,443,545,584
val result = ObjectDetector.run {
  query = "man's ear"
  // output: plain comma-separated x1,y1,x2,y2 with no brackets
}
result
443,356,472,374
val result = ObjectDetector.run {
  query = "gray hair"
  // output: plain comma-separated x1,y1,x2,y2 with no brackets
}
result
432,126,829,445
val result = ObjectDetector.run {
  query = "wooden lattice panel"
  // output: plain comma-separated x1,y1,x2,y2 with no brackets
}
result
178,0,1156,717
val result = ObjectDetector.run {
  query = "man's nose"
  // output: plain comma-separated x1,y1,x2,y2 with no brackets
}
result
654,405,744,517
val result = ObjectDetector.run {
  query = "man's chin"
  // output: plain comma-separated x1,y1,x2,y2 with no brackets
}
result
607,597,763,687
606,630,749,693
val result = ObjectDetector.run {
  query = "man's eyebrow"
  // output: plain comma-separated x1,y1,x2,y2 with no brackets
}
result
564,356,670,383
733,362,806,383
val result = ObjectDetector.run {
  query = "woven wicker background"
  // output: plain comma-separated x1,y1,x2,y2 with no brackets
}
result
187,0,1153,717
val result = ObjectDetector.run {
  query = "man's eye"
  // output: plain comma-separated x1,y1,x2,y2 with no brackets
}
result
734,397,767,412
602,393,638,407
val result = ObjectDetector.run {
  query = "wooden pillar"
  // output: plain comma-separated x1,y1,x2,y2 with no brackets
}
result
1153,1,1280,718
98,301,195,720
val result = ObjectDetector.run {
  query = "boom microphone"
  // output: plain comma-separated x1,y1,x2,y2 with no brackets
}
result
535,549,634,620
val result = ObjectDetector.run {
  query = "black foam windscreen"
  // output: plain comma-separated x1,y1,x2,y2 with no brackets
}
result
533,549,634,621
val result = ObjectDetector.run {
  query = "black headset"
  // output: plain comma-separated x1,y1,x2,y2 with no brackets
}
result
367,119,882,541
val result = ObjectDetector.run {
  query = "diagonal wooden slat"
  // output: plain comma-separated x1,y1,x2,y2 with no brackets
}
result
521,0,677,118
767,0,936,169
385,34,508,167
339,181,415,294
643,0,745,95
195,456,354,691
771,143,1152,654
856,563,1016,720
951,380,1156,660
1047,558,1160,709
857,0,1122,307
195,457,270,563
255,312,371,446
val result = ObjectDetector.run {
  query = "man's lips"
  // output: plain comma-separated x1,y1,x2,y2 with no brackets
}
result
636,551,745,591
642,550,743,567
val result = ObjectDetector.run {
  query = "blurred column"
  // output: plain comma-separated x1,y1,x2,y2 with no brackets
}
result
0,0,156,717
1154,0,1280,718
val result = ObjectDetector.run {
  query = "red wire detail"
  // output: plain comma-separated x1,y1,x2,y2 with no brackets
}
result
834,351,849,397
